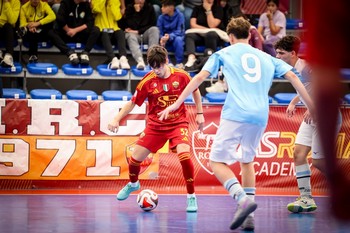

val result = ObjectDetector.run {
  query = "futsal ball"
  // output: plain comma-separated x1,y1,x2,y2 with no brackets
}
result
137,189,158,211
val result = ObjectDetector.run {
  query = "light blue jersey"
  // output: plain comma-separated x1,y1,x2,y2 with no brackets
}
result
202,43,292,126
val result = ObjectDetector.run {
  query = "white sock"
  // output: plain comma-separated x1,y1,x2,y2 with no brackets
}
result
224,178,247,204
187,193,196,198
130,180,139,187
295,164,312,197
244,187,256,217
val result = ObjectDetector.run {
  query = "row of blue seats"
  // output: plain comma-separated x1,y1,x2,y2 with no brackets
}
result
4,88,350,105
2,88,197,102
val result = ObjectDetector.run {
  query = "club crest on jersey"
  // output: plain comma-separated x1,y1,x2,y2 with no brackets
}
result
163,84,169,92
172,81,179,89
192,122,219,175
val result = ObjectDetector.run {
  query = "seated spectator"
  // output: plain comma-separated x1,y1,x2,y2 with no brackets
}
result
150,0,181,19
124,0,159,70
20,0,56,63
177,0,202,30
219,0,245,28
184,0,225,70
91,0,130,70
0,0,20,67
157,0,185,68
257,0,286,57
206,12,264,93
47,0,100,65
47,0,61,14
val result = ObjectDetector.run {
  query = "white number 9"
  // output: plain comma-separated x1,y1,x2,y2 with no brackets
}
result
241,53,261,83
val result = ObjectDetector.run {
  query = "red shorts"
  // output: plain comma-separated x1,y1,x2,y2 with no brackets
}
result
137,124,190,153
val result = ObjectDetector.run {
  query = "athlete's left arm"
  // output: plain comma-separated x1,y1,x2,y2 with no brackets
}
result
192,89,204,132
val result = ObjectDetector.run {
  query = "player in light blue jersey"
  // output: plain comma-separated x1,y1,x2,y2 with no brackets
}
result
158,17,315,231
274,35,342,214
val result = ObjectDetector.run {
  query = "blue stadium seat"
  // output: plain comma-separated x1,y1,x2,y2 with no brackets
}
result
273,93,297,104
205,93,227,103
269,96,273,103
30,89,62,99
102,90,132,100
286,19,304,29
2,88,26,99
23,41,53,49
344,94,350,104
66,90,98,100
66,43,85,50
184,94,204,103
341,68,350,80
27,63,58,75
0,62,23,74
62,64,93,76
130,65,152,79
96,64,129,77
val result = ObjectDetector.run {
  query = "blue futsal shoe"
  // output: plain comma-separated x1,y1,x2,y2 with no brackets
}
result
186,196,198,212
117,182,140,201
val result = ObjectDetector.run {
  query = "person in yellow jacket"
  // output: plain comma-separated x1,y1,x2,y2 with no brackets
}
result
0,0,20,67
20,0,56,63
91,0,130,70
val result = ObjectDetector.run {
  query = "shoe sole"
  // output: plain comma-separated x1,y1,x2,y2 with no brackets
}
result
186,208,197,213
116,187,140,201
287,204,317,213
230,203,258,230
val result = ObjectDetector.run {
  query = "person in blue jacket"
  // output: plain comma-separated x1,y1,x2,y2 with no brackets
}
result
157,0,185,68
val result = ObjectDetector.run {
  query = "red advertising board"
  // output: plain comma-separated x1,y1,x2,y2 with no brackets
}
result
1,99,349,195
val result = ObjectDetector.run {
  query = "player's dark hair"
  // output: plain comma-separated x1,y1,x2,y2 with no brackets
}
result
147,45,168,69
267,0,279,7
226,17,251,39
274,35,301,54
161,0,175,6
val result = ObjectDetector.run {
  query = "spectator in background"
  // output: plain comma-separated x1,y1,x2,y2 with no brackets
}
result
257,0,286,57
178,0,202,30
91,0,131,70
206,12,264,93
219,0,245,28
150,0,181,19
124,0,159,70
20,0,56,63
0,0,20,67
184,0,224,70
47,0,61,14
47,0,100,66
157,0,185,68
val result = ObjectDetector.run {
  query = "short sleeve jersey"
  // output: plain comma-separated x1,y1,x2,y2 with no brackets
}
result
131,67,193,131
202,43,292,126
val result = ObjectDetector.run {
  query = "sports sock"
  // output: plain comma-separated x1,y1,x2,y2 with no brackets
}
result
129,156,142,183
295,163,312,197
178,152,195,194
224,178,247,204
244,187,256,216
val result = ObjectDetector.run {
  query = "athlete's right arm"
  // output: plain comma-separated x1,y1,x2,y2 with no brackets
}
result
286,95,300,118
108,101,136,133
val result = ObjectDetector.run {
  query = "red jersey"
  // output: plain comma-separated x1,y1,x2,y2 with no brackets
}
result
131,67,193,131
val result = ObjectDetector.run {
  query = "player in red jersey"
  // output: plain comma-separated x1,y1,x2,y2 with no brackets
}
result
108,45,204,212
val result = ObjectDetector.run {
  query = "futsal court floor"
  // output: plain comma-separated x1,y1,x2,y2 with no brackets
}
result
1,194,350,233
